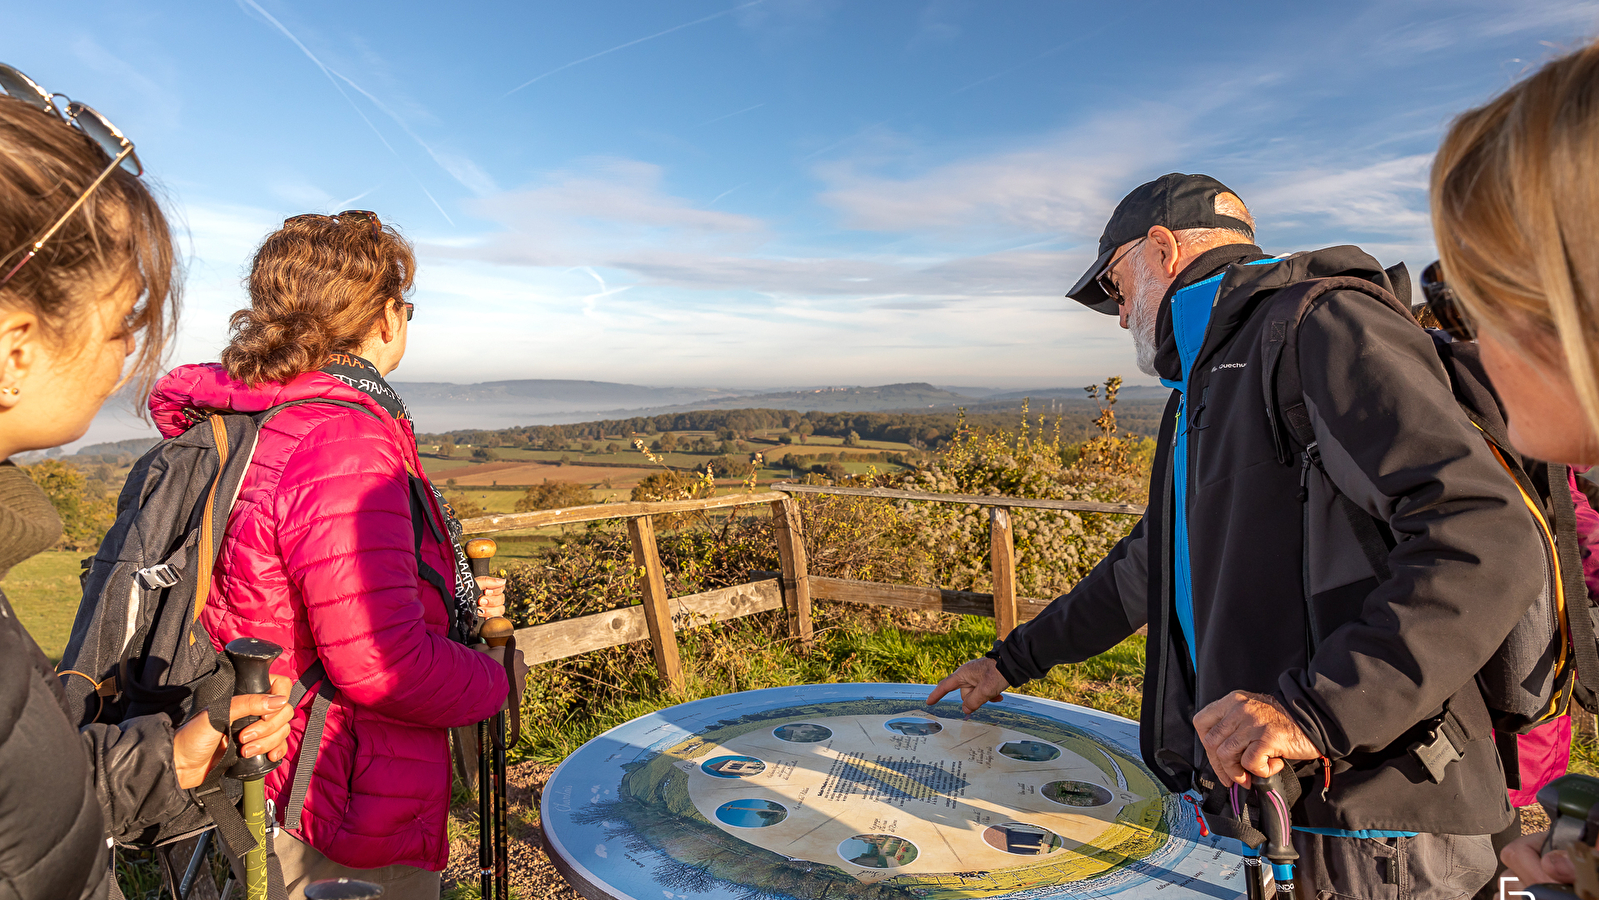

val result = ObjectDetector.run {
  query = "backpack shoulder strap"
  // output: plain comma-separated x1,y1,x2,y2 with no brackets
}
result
257,397,383,425
1551,463,1599,708
1260,275,1412,462
281,659,334,831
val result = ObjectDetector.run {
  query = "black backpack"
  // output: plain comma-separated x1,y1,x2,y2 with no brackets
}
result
1258,273,1599,767
55,400,369,897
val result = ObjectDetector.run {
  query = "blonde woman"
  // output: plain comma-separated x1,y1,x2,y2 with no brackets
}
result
1430,41,1599,885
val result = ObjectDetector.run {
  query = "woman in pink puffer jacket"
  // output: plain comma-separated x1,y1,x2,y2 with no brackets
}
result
149,211,525,896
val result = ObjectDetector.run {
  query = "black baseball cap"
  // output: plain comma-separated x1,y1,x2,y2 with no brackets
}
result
1066,173,1254,314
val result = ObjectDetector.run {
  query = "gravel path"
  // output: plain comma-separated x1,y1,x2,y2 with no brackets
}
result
443,762,583,900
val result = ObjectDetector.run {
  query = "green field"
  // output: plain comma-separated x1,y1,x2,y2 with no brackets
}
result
7,549,87,662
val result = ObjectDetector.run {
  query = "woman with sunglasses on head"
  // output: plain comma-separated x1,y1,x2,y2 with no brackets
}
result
1429,42,1599,888
149,210,527,897
0,66,295,899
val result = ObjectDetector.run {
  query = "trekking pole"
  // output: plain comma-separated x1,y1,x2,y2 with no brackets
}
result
482,615,515,900
1253,769,1299,900
468,538,517,900
304,878,383,899
224,638,284,900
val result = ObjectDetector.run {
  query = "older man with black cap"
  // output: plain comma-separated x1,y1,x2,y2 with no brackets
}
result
930,173,1545,899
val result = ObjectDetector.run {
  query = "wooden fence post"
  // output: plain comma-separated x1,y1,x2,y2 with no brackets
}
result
771,497,814,650
990,507,1018,639
627,515,684,693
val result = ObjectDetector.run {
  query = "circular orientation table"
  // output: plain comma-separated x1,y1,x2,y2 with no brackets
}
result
540,683,1250,900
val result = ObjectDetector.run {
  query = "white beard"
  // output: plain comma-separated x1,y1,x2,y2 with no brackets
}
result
1127,252,1165,378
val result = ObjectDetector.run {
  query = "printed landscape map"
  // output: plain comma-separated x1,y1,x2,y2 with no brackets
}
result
541,684,1250,900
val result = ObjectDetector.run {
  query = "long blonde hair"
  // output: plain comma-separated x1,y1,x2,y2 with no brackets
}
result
1431,42,1599,442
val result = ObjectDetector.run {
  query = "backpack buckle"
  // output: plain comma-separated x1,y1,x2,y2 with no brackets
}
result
136,564,181,591
1407,714,1466,784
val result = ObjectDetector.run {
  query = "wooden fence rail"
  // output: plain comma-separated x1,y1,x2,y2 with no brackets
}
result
456,483,1145,692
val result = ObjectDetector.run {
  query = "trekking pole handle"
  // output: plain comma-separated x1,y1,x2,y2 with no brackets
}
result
225,637,283,780
481,617,514,649
1253,769,1299,898
466,538,497,578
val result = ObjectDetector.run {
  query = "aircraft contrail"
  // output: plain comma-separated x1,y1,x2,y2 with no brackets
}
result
333,183,382,211
235,0,456,224
697,103,765,128
503,0,765,98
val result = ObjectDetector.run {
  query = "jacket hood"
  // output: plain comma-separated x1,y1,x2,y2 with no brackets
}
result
1153,244,1399,382
149,363,397,439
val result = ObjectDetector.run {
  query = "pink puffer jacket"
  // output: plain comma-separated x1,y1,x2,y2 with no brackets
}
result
150,364,507,871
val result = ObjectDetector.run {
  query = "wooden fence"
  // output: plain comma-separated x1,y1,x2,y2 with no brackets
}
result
456,483,1146,693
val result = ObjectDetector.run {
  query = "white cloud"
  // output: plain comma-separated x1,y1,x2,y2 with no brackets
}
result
814,108,1193,237
1241,154,1432,236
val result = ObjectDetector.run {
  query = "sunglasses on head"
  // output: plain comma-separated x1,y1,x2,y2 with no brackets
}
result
284,209,383,236
0,63,143,289
1419,261,1476,341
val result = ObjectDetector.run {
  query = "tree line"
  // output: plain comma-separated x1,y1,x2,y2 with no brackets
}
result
416,399,1169,452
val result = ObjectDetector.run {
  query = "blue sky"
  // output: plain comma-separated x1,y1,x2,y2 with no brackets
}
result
9,0,1599,396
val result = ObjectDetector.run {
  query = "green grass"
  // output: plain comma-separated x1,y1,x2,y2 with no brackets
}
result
514,610,1146,766
6,549,85,663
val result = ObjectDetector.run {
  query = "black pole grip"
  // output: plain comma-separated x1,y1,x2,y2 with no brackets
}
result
225,637,283,780
1253,769,1299,865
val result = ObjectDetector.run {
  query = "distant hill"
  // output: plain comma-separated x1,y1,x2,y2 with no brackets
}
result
296,377,1164,434
609,383,976,418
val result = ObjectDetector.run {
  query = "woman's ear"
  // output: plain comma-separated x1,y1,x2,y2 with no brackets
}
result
0,311,39,408
377,303,400,345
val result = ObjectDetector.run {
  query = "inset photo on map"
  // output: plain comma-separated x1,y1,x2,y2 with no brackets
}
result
883,717,942,736
1042,780,1114,807
700,755,767,778
983,823,1065,856
997,739,1062,762
715,798,789,828
773,723,832,743
838,833,919,868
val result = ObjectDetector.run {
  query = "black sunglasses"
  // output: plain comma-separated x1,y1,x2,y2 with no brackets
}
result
0,63,142,289
1096,237,1147,307
1419,261,1475,341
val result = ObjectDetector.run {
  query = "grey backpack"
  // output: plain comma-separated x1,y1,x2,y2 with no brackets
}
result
56,400,368,894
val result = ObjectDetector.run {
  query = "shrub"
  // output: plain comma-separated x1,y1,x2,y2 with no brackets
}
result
708,456,755,479
888,380,1147,598
23,460,116,550
514,481,595,513
442,492,486,520
630,469,715,529
471,447,496,460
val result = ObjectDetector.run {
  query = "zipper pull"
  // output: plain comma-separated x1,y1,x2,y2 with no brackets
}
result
1184,794,1211,837
1320,756,1332,801
1298,441,1320,502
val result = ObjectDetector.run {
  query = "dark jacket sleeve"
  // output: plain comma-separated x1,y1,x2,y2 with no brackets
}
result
1277,289,1544,757
0,596,108,900
992,517,1149,685
79,714,188,844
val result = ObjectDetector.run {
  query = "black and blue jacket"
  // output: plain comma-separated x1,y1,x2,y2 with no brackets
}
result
993,244,1544,834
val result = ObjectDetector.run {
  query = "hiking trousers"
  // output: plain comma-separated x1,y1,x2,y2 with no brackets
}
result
276,832,441,900
1292,831,1497,900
